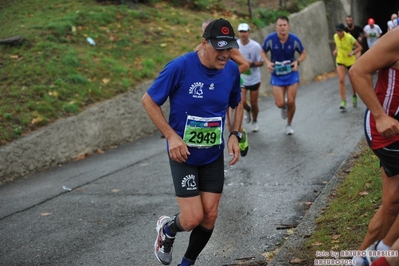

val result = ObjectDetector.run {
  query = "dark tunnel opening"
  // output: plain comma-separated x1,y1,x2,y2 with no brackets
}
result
353,0,399,33
352,0,399,52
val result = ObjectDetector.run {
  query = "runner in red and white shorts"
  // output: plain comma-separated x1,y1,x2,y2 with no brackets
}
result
349,28,399,265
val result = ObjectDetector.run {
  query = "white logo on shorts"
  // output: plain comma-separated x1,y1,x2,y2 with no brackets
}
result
181,174,197,190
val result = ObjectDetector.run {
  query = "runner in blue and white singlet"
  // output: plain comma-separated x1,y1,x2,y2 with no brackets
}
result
260,16,306,136
262,31,304,86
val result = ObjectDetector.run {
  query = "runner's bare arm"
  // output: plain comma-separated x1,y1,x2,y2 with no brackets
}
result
227,99,244,165
142,92,190,162
230,48,250,73
260,49,274,73
348,30,399,137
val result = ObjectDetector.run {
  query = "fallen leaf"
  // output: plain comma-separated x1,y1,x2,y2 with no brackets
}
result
312,241,322,246
31,117,43,125
290,257,304,264
102,78,110,84
75,153,90,161
111,189,121,193
359,191,369,196
160,43,167,47
48,91,58,97
75,187,89,191
286,228,295,235
40,212,52,216
332,234,340,240
96,149,105,154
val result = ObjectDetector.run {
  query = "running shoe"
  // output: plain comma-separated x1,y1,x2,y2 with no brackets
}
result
352,256,370,266
239,129,249,156
286,125,294,135
281,104,287,119
340,100,346,110
244,107,251,123
251,122,259,132
353,95,358,107
364,240,380,264
352,240,381,266
154,216,175,265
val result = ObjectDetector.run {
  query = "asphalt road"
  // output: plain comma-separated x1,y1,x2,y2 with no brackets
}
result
0,76,367,266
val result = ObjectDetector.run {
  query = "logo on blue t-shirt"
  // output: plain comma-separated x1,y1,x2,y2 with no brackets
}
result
189,82,204,98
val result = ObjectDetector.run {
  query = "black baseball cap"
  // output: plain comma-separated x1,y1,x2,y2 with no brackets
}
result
335,23,346,31
202,18,239,50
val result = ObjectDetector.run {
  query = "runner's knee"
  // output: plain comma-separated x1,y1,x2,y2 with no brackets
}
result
181,213,204,231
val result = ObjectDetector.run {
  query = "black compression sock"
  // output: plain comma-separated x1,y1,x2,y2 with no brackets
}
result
184,225,213,261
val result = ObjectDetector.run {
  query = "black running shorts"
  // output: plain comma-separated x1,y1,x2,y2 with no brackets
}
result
243,82,261,91
372,141,399,177
169,154,224,197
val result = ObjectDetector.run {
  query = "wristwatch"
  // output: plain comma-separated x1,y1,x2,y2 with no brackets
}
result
229,131,242,142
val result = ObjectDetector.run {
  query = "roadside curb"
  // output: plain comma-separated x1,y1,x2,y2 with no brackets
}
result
267,138,366,265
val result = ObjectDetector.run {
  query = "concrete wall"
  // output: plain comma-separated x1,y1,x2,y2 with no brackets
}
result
0,1,344,184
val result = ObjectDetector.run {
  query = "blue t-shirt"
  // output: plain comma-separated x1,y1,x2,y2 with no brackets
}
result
262,32,304,79
147,51,241,166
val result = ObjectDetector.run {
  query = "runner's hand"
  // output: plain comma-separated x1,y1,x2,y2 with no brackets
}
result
227,136,240,165
291,60,299,71
266,62,275,73
376,115,399,138
168,134,190,163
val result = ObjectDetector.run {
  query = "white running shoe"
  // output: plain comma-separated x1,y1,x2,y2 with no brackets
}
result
286,125,294,135
251,122,259,132
154,216,174,265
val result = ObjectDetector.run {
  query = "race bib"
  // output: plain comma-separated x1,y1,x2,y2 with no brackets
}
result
369,32,376,37
275,60,292,75
183,115,223,148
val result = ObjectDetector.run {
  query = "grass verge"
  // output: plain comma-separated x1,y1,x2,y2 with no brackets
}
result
297,139,382,264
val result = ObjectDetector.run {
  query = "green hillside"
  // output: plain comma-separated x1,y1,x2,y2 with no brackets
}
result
0,0,314,145
0,0,237,145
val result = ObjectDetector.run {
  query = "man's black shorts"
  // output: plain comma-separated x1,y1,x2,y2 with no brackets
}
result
169,154,224,197
372,141,399,177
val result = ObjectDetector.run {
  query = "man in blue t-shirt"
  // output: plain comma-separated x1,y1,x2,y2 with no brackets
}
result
261,16,307,135
142,18,243,266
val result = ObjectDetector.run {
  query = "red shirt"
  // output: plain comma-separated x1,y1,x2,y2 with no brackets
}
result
365,67,399,149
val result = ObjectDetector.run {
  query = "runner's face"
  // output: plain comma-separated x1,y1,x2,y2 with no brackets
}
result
238,30,250,43
345,17,353,27
204,41,232,70
276,19,289,35
336,30,344,38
